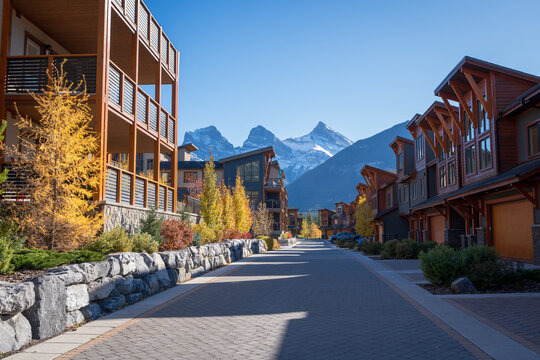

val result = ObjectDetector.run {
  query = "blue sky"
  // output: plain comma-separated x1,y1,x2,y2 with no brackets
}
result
146,0,540,146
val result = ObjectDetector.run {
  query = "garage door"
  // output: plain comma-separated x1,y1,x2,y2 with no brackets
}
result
492,200,533,261
429,215,445,245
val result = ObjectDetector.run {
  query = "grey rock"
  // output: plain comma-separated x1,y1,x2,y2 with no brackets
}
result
167,269,178,287
107,253,149,277
65,284,89,312
177,268,191,283
91,261,111,280
223,248,232,263
199,245,208,257
189,246,199,257
80,303,102,321
116,275,135,295
0,313,32,353
159,251,179,269
125,292,143,305
190,266,205,278
132,278,145,293
107,257,121,277
23,275,66,340
0,282,35,315
142,274,160,296
155,269,171,289
99,295,126,313
88,278,115,301
47,264,85,286
66,310,85,327
203,258,212,272
141,252,166,273
451,277,477,294
75,263,99,283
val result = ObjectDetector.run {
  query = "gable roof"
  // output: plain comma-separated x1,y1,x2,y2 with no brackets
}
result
219,146,275,163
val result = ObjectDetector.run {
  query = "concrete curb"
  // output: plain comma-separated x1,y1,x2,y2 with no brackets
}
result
333,243,540,360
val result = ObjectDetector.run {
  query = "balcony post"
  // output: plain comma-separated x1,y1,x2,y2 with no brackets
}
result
129,24,139,205
0,0,13,161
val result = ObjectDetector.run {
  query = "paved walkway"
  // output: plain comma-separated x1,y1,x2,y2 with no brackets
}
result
59,240,489,359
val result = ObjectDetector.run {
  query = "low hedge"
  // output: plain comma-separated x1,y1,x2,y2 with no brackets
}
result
11,248,105,272
358,241,382,255
260,236,280,251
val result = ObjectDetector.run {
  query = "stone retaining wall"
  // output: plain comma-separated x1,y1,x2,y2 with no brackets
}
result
0,239,266,353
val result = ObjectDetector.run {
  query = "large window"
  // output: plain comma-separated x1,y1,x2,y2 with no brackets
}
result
438,144,445,162
237,160,259,182
446,135,455,157
184,171,198,183
439,165,446,188
464,110,474,142
477,99,489,134
465,145,476,175
397,152,403,171
479,137,492,170
448,162,456,185
245,190,259,204
386,186,393,208
415,136,424,161
528,121,540,156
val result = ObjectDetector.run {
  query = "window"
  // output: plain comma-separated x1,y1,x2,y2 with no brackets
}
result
479,137,492,170
237,160,259,182
420,175,425,196
415,136,424,161
412,182,417,200
446,135,455,157
528,122,540,156
25,36,43,56
245,191,259,204
448,162,456,185
184,171,198,183
439,165,446,188
477,99,489,134
386,186,393,208
438,144,445,162
464,110,474,142
397,153,403,171
147,159,154,170
465,145,476,175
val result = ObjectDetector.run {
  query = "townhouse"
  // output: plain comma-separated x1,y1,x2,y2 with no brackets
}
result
173,146,290,237
0,0,180,230
318,208,335,238
380,57,540,264
287,208,302,236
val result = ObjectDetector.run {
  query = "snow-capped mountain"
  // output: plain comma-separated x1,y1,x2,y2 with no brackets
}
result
181,122,352,183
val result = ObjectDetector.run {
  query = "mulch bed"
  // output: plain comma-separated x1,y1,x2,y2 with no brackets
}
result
419,279,540,295
0,269,47,283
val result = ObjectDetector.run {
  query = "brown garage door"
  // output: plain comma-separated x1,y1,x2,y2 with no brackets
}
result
429,215,445,245
492,200,533,261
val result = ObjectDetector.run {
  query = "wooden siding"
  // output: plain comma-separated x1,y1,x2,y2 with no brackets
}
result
491,200,534,261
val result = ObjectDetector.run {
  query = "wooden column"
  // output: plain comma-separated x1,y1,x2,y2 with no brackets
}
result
0,0,13,161
95,0,112,201
129,18,140,204
172,49,180,211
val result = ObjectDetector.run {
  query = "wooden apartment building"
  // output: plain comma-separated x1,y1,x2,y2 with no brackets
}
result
0,0,179,221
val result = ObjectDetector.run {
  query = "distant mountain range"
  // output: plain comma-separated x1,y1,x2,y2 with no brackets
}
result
286,121,411,211
182,121,353,184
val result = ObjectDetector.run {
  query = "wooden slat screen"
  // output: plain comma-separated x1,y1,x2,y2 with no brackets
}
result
112,0,123,8
108,65,121,106
147,182,157,208
161,34,168,64
123,79,134,114
5,57,48,93
121,172,132,205
137,90,147,125
134,177,145,207
159,186,166,211
105,168,118,202
55,57,97,93
149,101,158,132
169,46,175,74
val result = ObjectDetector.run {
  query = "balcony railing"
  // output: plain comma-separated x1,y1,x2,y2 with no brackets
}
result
111,0,177,76
265,178,282,188
105,164,175,212
265,199,281,210
108,61,175,145
5,55,97,94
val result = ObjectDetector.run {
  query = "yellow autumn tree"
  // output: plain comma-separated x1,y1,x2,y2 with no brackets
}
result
196,158,223,242
220,183,235,231
310,222,322,239
232,172,252,233
9,66,102,250
355,195,375,238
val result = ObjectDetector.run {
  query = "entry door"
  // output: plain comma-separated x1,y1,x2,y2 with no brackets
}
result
429,215,445,245
491,200,533,261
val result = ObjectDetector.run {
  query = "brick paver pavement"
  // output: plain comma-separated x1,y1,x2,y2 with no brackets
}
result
68,240,486,360
447,297,540,354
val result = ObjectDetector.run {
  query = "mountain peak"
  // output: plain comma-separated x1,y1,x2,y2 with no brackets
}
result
313,121,329,132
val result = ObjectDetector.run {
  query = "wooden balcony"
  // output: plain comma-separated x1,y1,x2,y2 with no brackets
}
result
5,55,97,94
105,164,175,212
111,0,177,80
264,177,283,191
107,61,175,147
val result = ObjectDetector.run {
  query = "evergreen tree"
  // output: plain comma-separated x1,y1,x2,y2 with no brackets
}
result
139,207,163,243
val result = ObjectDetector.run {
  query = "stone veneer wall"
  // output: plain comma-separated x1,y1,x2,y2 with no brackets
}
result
102,202,201,234
0,239,267,353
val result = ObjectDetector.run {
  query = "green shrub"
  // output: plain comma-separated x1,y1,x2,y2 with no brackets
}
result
419,245,465,286
273,239,281,250
85,228,132,254
467,261,506,290
131,233,159,254
139,207,163,244
379,249,391,259
419,241,437,254
395,239,419,259
346,241,355,249
0,236,14,274
260,236,274,250
192,232,202,246
382,239,400,258
11,249,104,271
358,241,382,255
462,245,499,267
0,218,26,250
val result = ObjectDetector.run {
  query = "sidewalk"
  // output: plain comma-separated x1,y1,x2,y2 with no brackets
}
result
339,245,540,359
